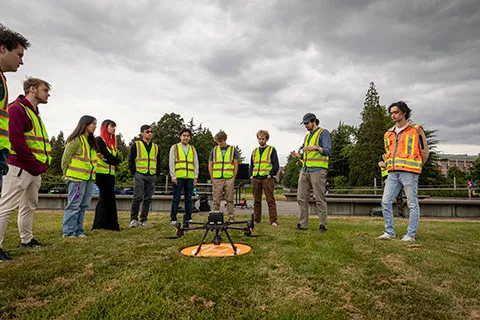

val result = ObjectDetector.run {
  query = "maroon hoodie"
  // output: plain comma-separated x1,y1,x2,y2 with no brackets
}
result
7,95,48,176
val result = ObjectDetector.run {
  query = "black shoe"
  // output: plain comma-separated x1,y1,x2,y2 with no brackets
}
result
20,238,43,248
296,223,307,231
0,249,13,261
319,225,327,233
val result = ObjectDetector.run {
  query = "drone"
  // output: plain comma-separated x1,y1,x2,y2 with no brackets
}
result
174,211,257,256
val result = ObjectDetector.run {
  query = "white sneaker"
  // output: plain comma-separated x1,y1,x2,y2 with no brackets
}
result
77,234,87,238
377,232,396,240
401,235,416,242
140,221,152,227
170,220,177,225
271,222,278,227
130,220,139,228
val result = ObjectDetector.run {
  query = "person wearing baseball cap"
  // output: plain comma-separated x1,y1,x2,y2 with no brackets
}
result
290,112,331,233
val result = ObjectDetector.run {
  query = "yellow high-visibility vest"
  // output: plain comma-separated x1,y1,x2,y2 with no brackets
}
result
212,145,235,179
10,102,51,164
0,71,10,151
66,135,97,181
251,146,273,177
96,138,117,176
174,143,195,179
303,128,328,169
135,140,158,175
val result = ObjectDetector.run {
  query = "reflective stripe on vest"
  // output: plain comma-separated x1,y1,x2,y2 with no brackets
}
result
66,135,97,181
303,128,328,169
135,140,158,174
381,167,388,177
212,145,234,179
174,143,195,179
10,102,51,164
96,138,117,176
0,71,10,151
384,124,423,174
252,145,273,177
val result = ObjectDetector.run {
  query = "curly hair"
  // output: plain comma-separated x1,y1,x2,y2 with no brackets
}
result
214,130,227,142
0,24,30,50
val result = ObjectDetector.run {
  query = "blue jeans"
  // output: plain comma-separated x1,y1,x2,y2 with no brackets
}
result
63,180,94,236
381,171,420,237
170,178,194,222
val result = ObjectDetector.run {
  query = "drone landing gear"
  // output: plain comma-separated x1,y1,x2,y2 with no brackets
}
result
195,226,238,256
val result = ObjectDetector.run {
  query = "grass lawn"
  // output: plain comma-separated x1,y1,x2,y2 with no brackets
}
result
1,211,479,319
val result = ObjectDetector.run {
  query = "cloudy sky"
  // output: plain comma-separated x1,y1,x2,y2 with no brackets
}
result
2,0,479,164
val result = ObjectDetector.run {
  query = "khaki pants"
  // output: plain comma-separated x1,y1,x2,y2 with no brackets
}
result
297,170,327,228
252,178,277,223
0,165,41,248
212,178,235,219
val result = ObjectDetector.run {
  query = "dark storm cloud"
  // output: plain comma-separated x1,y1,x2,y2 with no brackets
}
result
2,0,479,150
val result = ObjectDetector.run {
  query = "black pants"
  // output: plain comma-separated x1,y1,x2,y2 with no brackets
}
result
92,173,119,231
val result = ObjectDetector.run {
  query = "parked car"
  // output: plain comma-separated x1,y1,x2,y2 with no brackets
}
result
120,188,133,195
48,186,67,194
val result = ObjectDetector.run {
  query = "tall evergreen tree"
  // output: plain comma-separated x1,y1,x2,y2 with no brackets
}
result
349,82,392,186
191,125,215,182
280,155,302,188
328,121,356,181
47,131,65,177
419,129,446,185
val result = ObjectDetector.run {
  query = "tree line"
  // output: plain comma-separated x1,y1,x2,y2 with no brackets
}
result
280,82,479,188
44,113,246,185
44,82,479,188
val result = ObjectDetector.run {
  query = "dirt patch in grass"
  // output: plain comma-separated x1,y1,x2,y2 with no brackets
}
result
189,295,216,308
381,254,405,271
9,297,49,311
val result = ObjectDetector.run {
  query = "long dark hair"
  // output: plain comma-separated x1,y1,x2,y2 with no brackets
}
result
67,115,97,150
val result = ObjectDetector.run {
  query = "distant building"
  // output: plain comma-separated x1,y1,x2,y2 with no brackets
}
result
435,154,478,176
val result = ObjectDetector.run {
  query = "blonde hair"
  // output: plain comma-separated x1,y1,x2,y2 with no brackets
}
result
256,129,270,140
23,77,51,95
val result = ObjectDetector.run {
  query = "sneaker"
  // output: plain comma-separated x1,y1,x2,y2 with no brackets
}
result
170,220,177,225
187,219,193,223
130,220,139,228
77,234,87,238
20,238,43,248
140,221,153,227
228,218,235,223
0,249,13,261
377,232,396,240
401,235,416,242
296,223,307,231
271,222,278,227
62,234,76,238
319,225,327,233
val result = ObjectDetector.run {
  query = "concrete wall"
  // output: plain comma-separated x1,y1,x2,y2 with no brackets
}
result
306,197,480,218
38,194,197,212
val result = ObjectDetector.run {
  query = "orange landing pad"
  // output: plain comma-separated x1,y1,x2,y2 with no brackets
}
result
180,243,252,257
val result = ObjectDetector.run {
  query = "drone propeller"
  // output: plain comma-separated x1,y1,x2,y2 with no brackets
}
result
159,235,182,239
245,234,268,238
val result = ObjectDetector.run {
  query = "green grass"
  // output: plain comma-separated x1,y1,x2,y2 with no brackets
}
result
1,211,479,319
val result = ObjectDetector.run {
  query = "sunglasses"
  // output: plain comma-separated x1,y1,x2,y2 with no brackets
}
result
144,130,153,133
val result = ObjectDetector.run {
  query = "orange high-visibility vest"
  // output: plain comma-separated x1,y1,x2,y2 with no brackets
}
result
384,124,423,174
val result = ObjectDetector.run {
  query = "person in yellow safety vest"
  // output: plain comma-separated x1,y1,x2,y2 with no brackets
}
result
378,101,429,242
128,125,160,228
169,128,199,225
379,154,405,218
0,78,50,261
249,129,279,226
290,113,331,233
208,130,239,222
0,25,30,194
62,116,100,238
92,120,121,231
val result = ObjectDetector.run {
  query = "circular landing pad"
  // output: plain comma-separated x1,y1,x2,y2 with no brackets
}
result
180,243,252,257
